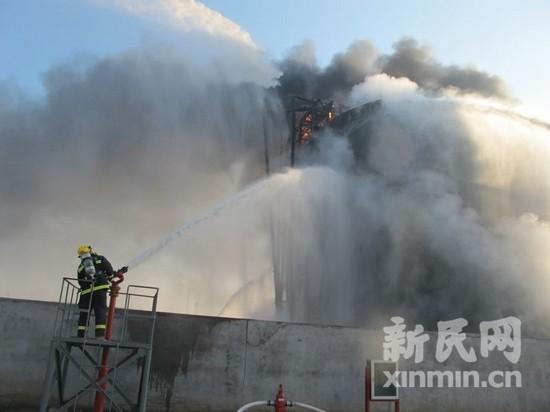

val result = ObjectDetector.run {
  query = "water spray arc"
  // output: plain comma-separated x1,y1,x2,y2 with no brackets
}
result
126,178,274,270
270,96,382,314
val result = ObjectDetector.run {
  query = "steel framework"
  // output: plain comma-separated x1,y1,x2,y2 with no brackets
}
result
39,278,158,412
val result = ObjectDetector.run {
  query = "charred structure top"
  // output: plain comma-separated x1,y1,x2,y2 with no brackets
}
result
286,95,381,166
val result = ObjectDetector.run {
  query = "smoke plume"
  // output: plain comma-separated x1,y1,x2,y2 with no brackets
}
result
0,44,286,311
277,37,509,101
265,73,550,335
277,39,379,100
2,31,549,337
97,0,257,48
381,37,509,99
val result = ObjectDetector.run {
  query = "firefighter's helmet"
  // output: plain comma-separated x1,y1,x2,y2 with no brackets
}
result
77,244,92,257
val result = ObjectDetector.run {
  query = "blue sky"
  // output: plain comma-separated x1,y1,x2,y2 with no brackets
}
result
1,0,549,112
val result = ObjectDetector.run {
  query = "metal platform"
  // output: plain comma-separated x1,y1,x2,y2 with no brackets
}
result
39,278,158,412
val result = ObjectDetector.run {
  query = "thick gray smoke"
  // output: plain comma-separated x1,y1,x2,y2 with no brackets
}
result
381,38,509,99
2,34,549,337
268,41,542,335
0,44,287,309
265,74,550,335
277,37,509,101
277,39,378,100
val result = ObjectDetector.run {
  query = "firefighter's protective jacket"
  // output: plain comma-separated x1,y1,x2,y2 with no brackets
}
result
77,254,114,295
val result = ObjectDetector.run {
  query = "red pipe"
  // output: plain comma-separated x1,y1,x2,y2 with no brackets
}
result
93,271,125,412
274,384,287,412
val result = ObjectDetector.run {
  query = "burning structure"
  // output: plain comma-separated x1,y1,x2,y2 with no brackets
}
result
285,96,381,166
265,68,550,334
270,95,383,312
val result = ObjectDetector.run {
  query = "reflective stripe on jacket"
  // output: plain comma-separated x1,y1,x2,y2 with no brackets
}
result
77,254,114,293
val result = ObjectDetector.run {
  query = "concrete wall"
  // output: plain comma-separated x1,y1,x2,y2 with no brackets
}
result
1,297,549,411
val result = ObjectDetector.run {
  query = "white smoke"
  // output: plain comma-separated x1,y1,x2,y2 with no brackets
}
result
3,18,550,337
258,74,550,335
99,0,257,48
93,0,279,86
0,42,287,309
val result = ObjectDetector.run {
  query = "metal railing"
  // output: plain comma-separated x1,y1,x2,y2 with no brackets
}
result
52,278,158,342
40,277,159,412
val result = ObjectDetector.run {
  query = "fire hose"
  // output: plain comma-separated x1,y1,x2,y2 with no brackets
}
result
236,401,269,411
292,402,327,412
236,401,326,412
236,385,326,412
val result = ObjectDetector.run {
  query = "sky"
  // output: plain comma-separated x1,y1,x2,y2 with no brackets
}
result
1,0,549,112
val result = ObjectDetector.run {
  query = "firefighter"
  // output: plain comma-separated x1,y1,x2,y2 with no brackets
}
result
76,244,114,339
